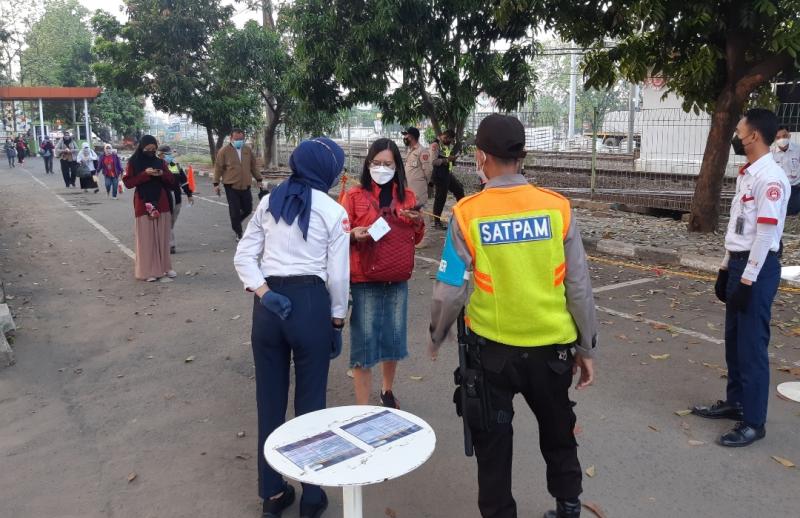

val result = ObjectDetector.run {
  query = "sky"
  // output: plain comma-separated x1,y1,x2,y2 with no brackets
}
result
77,0,262,27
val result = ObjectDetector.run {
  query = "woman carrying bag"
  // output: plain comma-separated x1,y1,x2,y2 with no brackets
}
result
341,138,425,408
76,142,100,193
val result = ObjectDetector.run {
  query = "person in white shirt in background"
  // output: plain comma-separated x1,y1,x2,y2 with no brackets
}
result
233,137,349,518
772,125,800,216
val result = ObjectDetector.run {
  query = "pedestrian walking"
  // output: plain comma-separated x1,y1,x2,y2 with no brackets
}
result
693,108,790,447
341,138,425,408
55,132,78,187
403,126,433,248
431,129,465,229
157,145,194,254
772,125,800,216
233,137,350,518
40,136,54,174
122,135,177,282
429,114,597,518
99,143,123,199
4,137,15,168
76,142,100,193
213,128,264,240
15,137,27,165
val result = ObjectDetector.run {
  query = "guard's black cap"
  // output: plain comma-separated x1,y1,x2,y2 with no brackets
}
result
401,127,420,140
475,114,527,159
157,144,172,153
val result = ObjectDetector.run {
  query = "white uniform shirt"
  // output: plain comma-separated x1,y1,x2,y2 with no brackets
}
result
772,142,800,186
234,190,351,318
723,153,790,282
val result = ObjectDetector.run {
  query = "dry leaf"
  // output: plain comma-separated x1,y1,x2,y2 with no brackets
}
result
648,425,659,432
127,472,137,483
585,465,596,477
237,431,246,438
688,440,705,446
235,454,251,460
707,322,720,331
650,322,670,330
674,409,692,416
771,456,796,468
649,354,671,360
184,355,195,363
582,501,607,518
409,375,424,381
231,315,241,320
385,508,398,518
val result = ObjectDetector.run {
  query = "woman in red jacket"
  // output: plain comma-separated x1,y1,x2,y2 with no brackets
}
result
342,138,425,408
122,135,176,282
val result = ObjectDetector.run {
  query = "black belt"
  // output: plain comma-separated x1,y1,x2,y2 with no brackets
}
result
265,275,323,286
728,250,778,261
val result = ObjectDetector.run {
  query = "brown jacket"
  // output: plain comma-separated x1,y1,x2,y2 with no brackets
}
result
213,143,261,190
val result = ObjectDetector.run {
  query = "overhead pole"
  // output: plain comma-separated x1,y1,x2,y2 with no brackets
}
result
83,98,91,146
568,49,578,140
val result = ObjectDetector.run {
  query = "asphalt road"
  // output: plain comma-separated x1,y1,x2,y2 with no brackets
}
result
1,158,799,518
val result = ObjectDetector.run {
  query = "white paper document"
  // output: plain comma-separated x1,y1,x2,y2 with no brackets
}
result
368,216,391,241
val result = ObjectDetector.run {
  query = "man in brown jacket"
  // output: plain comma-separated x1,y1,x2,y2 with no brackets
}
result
213,128,264,239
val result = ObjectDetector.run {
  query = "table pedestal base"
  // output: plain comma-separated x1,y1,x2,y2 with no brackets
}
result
342,485,363,518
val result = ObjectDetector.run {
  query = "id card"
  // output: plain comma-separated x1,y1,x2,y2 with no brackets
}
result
735,216,745,235
368,216,391,241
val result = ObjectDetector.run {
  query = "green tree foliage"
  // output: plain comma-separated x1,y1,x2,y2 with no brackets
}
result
0,0,44,84
91,89,145,140
21,0,93,87
284,0,537,148
92,0,258,162
498,0,800,231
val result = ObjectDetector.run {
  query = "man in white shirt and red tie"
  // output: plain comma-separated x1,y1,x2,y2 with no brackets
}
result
692,108,790,447
772,125,800,216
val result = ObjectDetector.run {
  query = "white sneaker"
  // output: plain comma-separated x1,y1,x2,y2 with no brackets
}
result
166,270,177,278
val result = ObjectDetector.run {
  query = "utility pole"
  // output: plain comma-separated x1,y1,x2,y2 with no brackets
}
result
262,0,277,168
567,50,577,140
627,83,636,154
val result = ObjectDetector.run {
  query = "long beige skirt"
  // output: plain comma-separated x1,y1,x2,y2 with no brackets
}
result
134,214,172,280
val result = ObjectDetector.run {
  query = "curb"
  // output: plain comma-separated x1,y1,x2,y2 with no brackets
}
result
1,303,15,368
583,237,800,288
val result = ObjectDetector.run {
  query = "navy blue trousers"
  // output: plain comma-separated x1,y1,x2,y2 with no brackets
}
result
724,253,781,428
251,278,333,504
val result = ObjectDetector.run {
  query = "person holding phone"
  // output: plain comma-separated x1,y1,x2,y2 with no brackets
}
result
341,138,425,409
122,135,177,282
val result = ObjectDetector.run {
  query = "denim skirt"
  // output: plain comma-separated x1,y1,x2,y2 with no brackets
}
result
349,281,409,369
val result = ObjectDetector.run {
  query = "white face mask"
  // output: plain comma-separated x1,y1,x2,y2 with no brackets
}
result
776,138,790,148
369,165,395,185
475,150,488,183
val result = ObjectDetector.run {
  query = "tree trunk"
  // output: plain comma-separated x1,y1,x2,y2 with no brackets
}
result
263,114,280,169
687,89,742,233
215,134,225,153
206,127,216,165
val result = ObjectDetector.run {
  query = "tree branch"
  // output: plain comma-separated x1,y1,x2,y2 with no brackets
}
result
734,52,793,102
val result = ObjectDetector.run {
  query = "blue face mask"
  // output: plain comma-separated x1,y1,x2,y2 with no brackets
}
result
232,139,244,150
164,154,174,163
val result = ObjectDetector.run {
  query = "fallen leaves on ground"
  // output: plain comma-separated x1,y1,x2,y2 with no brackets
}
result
777,366,800,377
184,355,195,363
585,465,596,477
674,409,692,416
582,501,606,518
771,456,796,468
688,440,705,446
385,508,398,518
409,375,424,381
127,472,137,483
649,354,671,360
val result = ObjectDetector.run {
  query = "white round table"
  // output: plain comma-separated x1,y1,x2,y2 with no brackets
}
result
264,405,436,518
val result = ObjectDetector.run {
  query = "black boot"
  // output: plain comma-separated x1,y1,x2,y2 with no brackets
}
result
543,499,581,518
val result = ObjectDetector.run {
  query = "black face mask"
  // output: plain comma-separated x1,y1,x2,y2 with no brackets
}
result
143,151,156,157
731,135,746,156
64,138,71,143
403,137,410,147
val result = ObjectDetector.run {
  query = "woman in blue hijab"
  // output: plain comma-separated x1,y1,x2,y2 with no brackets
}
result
234,137,350,518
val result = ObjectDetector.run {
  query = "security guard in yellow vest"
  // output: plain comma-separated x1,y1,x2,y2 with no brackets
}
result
429,114,597,518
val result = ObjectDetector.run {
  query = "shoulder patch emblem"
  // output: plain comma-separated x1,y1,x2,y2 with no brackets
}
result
766,185,782,201
421,153,429,160
342,217,351,233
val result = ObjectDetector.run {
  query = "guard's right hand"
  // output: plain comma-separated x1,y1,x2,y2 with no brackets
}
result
573,354,594,390
714,269,729,303
213,184,221,196
351,226,371,242
260,291,292,320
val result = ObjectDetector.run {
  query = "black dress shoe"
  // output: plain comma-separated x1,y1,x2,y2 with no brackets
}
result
300,490,328,518
691,400,743,420
719,422,765,447
543,499,581,518
262,484,295,518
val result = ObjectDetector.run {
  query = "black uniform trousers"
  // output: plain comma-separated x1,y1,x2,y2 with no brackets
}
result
60,159,77,187
432,169,464,221
470,340,582,518
224,184,254,238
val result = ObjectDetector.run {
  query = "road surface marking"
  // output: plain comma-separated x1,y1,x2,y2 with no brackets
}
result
25,169,136,260
415,255,439,265
196,195,229,207
596,306,723,345
593,277,655,293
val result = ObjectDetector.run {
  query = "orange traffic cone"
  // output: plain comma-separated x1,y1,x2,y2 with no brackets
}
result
337,173,348,204
187,165,196,192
